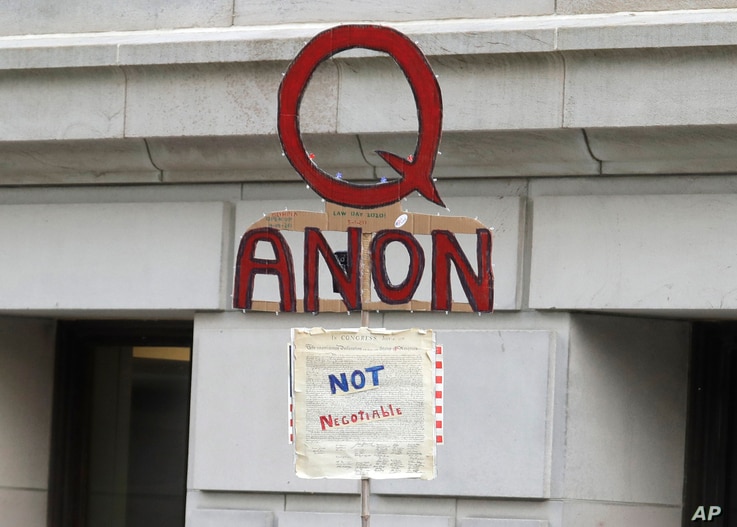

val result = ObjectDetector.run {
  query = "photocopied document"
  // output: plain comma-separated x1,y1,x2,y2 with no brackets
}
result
292,327,436,479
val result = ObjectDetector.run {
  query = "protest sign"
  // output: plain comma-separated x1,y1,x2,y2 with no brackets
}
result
291,327,437,479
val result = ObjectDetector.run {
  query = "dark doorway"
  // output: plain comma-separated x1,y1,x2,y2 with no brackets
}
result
683,323,737,525
49,321,193,527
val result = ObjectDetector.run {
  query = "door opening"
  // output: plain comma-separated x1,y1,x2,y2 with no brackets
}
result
49,321,193,527
684,322,737,525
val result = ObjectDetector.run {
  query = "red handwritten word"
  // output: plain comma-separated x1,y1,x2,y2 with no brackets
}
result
320,405,402,430
278,25,443,209
233,227,493,312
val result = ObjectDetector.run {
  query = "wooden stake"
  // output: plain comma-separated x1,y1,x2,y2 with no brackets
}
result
360,309,370,526
361,309,370,328
361,477,370,527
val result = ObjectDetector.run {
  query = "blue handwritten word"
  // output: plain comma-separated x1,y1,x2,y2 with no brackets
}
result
329,365,385,394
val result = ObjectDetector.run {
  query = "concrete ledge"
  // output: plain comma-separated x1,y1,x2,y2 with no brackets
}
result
0,130,599,186
0,67,125,141
560,501,682,527
0,138,160,185
530,194,737,312
4,10,737,70
277,511,452,527
460,520,548,527
187,509,274,527
3,12,737,183
564,48,737,128
4,0,736,38
9,125,737,185
587,125,737,175
558,1,737,15
557,8,737,49
234,1,554,27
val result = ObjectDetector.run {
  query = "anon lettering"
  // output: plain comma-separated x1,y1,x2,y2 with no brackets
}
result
432,229,493,312
304,227,362,312
371,229,424,304
233,227,296,312
233,227,493,313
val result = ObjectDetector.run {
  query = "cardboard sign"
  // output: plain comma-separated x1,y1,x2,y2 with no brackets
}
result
291,327,437,479
233,25,494,313
235,202,493,313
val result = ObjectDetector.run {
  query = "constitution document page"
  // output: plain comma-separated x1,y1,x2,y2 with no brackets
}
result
292,327,436,479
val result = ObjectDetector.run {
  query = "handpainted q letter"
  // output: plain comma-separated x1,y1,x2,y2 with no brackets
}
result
278,25,444,208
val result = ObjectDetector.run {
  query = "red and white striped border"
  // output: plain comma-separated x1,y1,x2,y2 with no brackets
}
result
288,343,294,444
435,344,444,445
289,401,294,444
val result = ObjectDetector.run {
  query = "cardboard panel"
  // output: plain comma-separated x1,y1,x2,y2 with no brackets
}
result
234,202,493,313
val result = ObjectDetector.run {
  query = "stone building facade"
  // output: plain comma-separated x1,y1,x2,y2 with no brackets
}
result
2,2,737,526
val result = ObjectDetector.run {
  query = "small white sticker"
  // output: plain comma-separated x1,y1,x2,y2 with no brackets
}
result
394,213,408,228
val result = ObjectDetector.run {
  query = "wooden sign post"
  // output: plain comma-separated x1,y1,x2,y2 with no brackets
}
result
361,310,370,527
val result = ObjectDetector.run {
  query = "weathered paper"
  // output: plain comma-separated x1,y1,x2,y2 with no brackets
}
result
292,327,436,479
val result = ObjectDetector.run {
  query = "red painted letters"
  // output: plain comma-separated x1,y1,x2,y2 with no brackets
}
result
304,227,362,312
234,226,493,313
234,25,494,314
370,229,424,305
233,228,296,312
432,229,493,312
278,25,443,208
